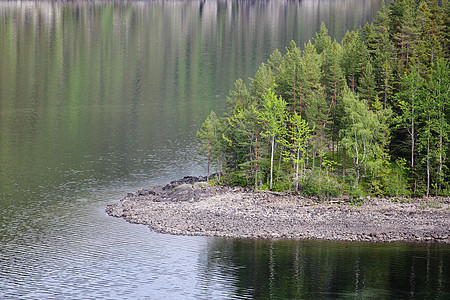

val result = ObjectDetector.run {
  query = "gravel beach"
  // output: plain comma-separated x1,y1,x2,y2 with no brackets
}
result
106,177,450,243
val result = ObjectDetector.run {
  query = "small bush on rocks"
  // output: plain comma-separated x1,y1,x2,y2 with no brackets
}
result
223,172,248,187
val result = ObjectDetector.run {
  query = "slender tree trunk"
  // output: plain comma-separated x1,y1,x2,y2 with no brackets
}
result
411,93,415,193
207,139,210,180
255,135,258,190
411,113,414,172
355,165,360,188
217,156,221,183
312,141,316,169
426,113,431,197
277,147,283,184
396,168,399,196
270,135,275,190
296,143,300,192
439,119,443,193
438,79,443,193
342,147,346,185
320,125,324,169
332,80,337,159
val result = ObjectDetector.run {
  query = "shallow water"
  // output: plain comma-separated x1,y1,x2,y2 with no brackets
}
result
1,0,449,298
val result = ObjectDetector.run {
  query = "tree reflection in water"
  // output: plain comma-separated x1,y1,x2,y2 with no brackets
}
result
200,238,450,299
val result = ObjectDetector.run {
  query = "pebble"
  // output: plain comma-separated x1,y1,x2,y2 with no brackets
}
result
106,177,450,244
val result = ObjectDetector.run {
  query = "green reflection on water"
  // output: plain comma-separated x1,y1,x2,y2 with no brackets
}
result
0,0,386,202
203,238,450,299
1,1,448,299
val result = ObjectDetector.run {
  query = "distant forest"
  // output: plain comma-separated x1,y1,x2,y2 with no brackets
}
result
198,0,449,198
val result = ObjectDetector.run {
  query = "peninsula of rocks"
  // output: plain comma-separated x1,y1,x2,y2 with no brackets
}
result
106,176,450,244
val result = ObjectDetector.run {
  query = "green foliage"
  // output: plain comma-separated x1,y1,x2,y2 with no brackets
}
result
298,169,340,200
223,171,249,187
339,88,391,188
358,61,376,105
281,112,312,191
197,110,223,180
385,158,411,197
348,187,367,201
196,0,449,197
256,89,287,190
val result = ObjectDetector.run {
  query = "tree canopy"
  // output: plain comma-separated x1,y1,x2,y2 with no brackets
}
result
198,0,449,197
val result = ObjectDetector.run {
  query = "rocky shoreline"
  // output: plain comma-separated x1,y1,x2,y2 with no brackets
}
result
106,176,450,243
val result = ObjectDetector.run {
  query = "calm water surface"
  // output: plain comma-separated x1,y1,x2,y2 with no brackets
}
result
1,0,449,299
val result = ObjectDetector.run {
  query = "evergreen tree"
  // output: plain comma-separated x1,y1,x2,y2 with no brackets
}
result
341,31,367,92
251,63,275,103
321,40,346,157
393,0,418,74
274,41,303,114
228,103,263,188
413,0,445,79
358,61,376,106
227,79,252,111
373,1,397,106
305,88,329,169
314,22,332,55
302,40,322,99
195,0,450,197
380,59,395,108
197,111,221,180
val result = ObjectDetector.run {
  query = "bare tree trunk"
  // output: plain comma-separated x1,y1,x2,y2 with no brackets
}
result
255,135,258,190
342,147,346,185
270,135,275,190
296,143,300,192
312,140,316,169
207,139,210,181
217,156,221,183
426,113,430,197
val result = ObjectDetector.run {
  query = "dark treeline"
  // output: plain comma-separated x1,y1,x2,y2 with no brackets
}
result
198,0,449,198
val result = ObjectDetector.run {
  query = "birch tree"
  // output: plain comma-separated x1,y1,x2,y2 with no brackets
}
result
339,88,390,187
281,112,312,191
257,89,287,190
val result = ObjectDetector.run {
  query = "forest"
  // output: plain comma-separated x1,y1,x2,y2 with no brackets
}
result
197,0,449,198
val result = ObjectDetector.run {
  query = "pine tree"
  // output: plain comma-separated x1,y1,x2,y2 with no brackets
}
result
393,0,418,74
373,1,397,106
197,111,221,180
414,0,445,79
274,41,303,114
251,63,275,103
380,59,395,108
321,40,346,159
341,31,367,92
314,22,332,55
358,61,376,106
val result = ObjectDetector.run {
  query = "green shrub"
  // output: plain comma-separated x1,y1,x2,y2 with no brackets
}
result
223,172,248,187
297,169,340,200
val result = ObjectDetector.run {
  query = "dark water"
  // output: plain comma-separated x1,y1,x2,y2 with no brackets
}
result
0,0,449,299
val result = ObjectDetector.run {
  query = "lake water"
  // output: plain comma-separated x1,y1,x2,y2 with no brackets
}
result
0,0,449,299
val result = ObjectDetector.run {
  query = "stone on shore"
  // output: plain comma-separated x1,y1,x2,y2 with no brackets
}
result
106,176,450,244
